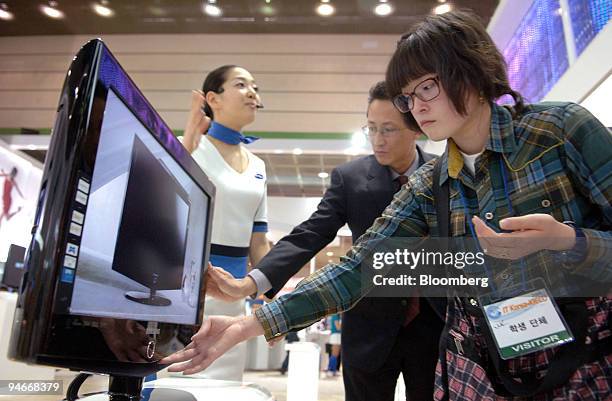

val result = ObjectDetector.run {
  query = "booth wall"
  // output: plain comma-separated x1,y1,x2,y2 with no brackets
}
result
0,34,397,135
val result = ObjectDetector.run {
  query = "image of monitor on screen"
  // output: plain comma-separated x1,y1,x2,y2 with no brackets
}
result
113,135,190,307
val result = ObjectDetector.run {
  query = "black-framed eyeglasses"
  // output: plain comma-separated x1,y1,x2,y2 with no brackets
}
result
392,76,440,113
361,125,407,139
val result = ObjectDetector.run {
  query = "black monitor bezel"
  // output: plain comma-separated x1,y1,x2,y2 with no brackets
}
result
9,39,215,376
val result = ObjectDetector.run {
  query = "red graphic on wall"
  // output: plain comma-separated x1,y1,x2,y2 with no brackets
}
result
0,167,24,227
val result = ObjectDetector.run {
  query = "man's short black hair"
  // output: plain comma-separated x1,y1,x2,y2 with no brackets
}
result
367,81,412,129
368,81,390,104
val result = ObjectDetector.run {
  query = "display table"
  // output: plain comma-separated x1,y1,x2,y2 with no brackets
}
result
0,291,56,381
142,377,274,401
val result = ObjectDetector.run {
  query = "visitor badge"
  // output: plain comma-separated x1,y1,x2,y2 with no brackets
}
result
481,287,574,360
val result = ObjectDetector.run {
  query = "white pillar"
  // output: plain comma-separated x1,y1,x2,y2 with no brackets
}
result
286,342,320,401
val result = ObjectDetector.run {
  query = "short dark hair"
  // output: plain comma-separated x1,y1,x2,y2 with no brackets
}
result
385,10,523,131
201,64,239,119
367,80,413,129
368,81,390,104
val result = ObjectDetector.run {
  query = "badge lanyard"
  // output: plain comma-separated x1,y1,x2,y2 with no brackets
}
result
457,155,574,359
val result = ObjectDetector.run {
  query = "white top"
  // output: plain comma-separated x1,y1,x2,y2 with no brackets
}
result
460,150,484,176
188,136,268,248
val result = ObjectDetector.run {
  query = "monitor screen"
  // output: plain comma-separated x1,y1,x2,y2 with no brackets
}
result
1,244,26,289
65,89,207,325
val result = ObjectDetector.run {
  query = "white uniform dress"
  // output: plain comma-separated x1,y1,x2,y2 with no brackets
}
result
185,133,268,381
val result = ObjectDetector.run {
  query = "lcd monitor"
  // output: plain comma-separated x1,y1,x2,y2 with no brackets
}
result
8,39,215,399
1,244,26,289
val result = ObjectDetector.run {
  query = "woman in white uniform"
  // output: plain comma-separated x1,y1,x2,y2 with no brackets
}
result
180,65,270,381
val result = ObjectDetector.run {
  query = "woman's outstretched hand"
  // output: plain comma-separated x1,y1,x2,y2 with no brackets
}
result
160,314,265,375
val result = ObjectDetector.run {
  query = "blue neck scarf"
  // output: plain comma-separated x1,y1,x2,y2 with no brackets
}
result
207,121,260,145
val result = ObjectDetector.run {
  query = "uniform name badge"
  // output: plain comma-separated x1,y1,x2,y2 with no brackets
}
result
481,286,574,360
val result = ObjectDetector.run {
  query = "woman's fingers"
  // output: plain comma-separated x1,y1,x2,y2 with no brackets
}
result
190,90,205,110
161,345,199,365
162,316,250,375
168,353,206,373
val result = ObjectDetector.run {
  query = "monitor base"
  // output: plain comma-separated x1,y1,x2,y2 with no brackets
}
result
64,387,197,401
62,374,196,401
125,291,171,307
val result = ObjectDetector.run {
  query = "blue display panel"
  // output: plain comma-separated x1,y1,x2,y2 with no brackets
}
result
502,0,569,103
569,0,611,56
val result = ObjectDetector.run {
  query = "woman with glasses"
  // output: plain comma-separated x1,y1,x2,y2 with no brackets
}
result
164,12,611,400
179,65,270,382
382,11,611,399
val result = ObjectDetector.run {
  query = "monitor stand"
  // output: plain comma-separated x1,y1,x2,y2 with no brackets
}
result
124,273,171,307
66,374,197,401
125,288,171,307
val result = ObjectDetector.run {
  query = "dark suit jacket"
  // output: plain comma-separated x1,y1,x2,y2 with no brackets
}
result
255,147,440,371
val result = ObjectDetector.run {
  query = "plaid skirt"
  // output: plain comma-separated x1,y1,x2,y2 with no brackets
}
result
433,297,612,401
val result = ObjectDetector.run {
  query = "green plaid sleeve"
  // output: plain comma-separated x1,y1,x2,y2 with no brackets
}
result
254,170,431,340
562,103,612,280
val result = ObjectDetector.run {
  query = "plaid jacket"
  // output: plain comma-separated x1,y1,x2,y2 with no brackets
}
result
255,102,611,399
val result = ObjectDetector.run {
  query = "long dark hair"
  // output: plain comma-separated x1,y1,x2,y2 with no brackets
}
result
385,10,524,131
201,64,240,119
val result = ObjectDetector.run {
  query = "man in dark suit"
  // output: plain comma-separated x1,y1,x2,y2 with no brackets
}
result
208,81,444,401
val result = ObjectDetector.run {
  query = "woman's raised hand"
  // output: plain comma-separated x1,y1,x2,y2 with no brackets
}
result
183,90,211,153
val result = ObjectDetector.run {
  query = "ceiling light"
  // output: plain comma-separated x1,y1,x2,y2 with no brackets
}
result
434,3,452,14
40,4,65,19
92,3,114,17
318,172,329,179
328,259,333,263
0,6,13,21
260,4,275,16
326,251,334,256
374,2,393,16
204,3,222,17
316,2,335,17
292,148,303,155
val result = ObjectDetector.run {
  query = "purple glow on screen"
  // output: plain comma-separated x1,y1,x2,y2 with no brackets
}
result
97,48,187,156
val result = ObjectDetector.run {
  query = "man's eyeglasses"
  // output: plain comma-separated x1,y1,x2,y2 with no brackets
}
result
392,76,440,113
361,125,407,139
